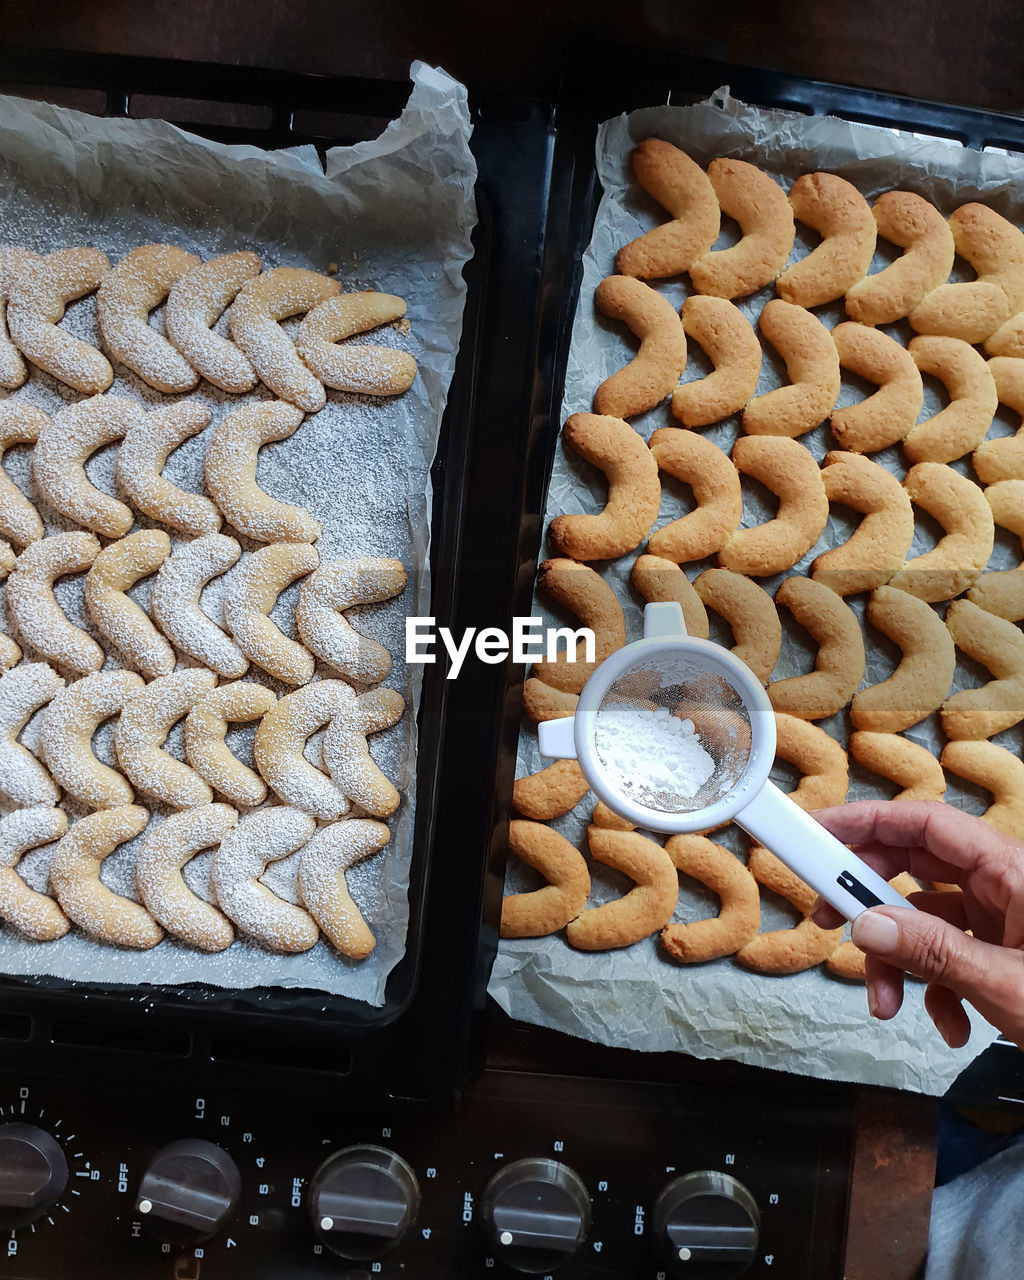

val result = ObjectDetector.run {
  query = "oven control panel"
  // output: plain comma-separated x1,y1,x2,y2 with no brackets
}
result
0,1066,850,1279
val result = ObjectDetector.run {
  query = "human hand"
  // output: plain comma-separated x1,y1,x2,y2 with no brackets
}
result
810,800,1024,1049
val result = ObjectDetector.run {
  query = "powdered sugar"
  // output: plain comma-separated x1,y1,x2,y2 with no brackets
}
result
595,701,716,809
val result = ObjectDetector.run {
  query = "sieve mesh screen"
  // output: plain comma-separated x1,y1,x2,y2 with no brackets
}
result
594,653,752,814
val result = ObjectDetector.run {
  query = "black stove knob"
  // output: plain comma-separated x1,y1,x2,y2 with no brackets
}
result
0,1123,68,1229
135,1139,241,1246
481,1158,591,1274
309,1145,419,1261
653,1171,760,1278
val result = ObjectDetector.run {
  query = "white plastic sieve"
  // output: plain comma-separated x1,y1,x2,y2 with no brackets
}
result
538,602,911,920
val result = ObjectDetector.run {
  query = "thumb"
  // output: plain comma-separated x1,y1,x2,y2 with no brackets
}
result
852,906,1023,1021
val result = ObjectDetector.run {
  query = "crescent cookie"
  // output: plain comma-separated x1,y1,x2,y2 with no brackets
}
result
591,800,635,831
719,436,828,576
223,542,319,684
114,669,217,808
851,586,956,733
829,322,924,453
322,682,402,818
689,158,795,299
615,139,720,280
826,873,922,981
512,759,590,822
565,827,679,951
773,713,849,811
531,558,626,695
548,414,661,561
203,400,320,543
986,311,1024,359
845,191,955,327
741,300,840,438
84,531,175,679
149,534,248,679
0,401,46,546
229,266,341,412
661,835,760,963
776,172,876,308
646,427,742,563
0,807,69,941
0,663,63,806
942,599,1024,740
295,557,406,684
941,740,1024,840
210,805,320,953
693,568,782,683
973,356,1024,483
500,820,591,939
135,804,238,952
0,247,33,390
522,679,578,724
850,732,947,803
297,819,391,959
48,805,162,949
968,568,1024,623
37,671,145,810
296,291,416,397
812,451,915,595
592,276,686,418
671,295,762,427
6,247,113,393
887,463,994,602
903,336,998,464
7,533,103,673
768,577,865,719
737,859,844,976
164,251,261,393
631,554,709,639
32,395,136,538
183,682,277,809
253,680,353,819
96,245,201,392
909,203,1024,343
116,401,221,538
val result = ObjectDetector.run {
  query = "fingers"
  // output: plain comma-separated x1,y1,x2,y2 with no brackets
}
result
924,983,972,1048
906,889,969,929
865,952,904,1019
813,799,1017,871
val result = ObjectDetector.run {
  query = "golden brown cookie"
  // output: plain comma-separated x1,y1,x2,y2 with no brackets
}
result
0,248,32,391
0,806,69,942
776,172,876,308
615,139,720,280
7,533,104,674
768,577,865,720
84,531,175,680
149,534,248,679
0,400,46,547
941,740,1024,839
296,292,417,397
500,820,591,939
0,663,63,806
512,760,590,821
116,401,221,538
829,322,924,453
591,800,636,831
973,356,1024,483
297,819,391,959
646,426,743,563
887,463,994,602
942,599,1024,740
845,191,955,327
32,394,136,539
773,712,850,811
748,844,818,915
96,245,201,392
222,542,319,685
183,682,278,809
689,158,795,299
37,671,144,810
719,436,829,575
631,554,709,639
851,586,956,733
295,557,406,684
737,903,843,976
849,732,946,802
531,558,626,694
692,567,782,683
812,451,915,595
114,669,218,809
661,835,760,962
671,295,762,426
968,477,1024,619
742,300,840,438
985,311,1024,359
548,414,661,561
565,827,678,951
903,336,998,464
6,247,112,393
521,678,579,724
592,276,686,418
164,251,262,393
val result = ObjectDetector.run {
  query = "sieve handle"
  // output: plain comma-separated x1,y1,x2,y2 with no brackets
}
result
537,716,578,760
642,601,687,639
733,781,913,919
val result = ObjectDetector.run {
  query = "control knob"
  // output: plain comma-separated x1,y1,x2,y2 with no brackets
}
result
0,1123,68,1229
309,1145,420,1260
135,1139,241,1246
481,1158,591,1274
653,1171,760,1278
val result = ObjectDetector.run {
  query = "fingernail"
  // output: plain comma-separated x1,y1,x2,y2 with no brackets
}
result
867,989,880,1018
852,910,901,955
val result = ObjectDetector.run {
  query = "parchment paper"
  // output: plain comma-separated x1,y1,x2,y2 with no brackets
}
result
490,90,1022,1093
0,62,477,1004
